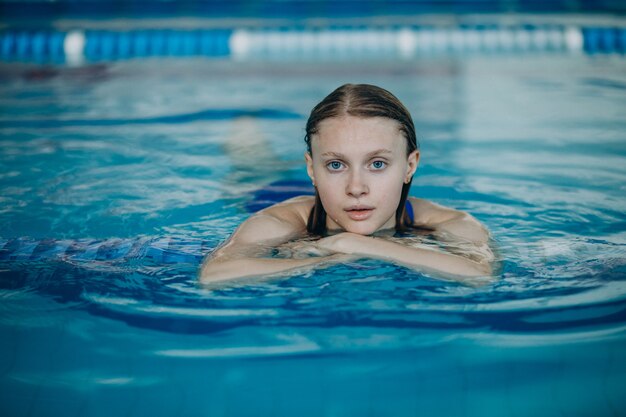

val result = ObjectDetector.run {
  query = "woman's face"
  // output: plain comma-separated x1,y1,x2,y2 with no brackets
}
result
306,116,419,235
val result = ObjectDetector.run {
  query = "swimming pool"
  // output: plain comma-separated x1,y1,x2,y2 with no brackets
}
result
1,53,625,416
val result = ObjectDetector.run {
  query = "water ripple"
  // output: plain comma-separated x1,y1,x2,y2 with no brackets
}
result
0,108,301,128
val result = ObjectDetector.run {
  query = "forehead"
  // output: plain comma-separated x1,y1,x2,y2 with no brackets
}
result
311,116,405,155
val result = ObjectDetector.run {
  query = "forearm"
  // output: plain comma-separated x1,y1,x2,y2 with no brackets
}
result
370,239,491,278
321,234,492,281
199,255,343,284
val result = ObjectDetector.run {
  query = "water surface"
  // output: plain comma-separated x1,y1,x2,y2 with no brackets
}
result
1,56,625,416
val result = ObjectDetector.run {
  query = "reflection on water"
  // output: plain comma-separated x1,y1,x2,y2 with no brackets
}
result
0,56,625,336
1,56,626,416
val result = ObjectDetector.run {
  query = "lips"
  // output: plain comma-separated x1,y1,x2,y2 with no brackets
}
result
345,205,374,221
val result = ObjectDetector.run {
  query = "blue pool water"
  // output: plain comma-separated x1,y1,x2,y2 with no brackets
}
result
1,56,626,416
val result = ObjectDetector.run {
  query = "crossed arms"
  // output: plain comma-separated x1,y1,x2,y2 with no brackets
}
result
199,197,494,285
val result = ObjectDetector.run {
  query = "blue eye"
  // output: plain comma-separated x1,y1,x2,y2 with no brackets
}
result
327,161,344,171
371,160,386,170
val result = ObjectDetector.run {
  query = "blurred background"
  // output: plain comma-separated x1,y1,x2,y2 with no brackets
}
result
1,0,625,63
1,2,626,417
1,0,625,21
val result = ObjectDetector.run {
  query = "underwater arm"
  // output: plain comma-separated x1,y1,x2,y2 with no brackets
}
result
410,198,494,265
411,198,490,244
433,212,491,246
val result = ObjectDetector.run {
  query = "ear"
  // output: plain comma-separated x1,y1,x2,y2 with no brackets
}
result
405,150,420,183
305,152,316,186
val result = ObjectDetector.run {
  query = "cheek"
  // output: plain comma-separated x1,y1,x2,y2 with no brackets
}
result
371,174,406,217
374,169,406,194
378,183,404,212
314,177,346,221
316,181,341,209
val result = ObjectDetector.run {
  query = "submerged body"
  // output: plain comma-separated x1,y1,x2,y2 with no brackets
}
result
200,85,494,285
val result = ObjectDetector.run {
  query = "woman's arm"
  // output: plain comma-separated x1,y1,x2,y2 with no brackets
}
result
316,232,493,284
200,254,345,284
199,200,343,284
410,198,490,244
410,198,494,266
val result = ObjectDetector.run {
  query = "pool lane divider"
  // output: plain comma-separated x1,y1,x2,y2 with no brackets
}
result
1,26,625,63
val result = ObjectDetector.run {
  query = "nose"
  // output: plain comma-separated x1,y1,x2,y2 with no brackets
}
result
346,169,369,197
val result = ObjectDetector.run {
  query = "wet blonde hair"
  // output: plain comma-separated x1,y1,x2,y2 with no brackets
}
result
304,83,419,235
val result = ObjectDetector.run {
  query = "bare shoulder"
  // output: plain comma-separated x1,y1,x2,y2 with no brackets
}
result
263,195,314,226
407,197,465,225
408,197,490,244
230,196,314,245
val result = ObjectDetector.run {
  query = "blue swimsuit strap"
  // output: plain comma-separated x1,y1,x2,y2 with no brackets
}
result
405,199,414,223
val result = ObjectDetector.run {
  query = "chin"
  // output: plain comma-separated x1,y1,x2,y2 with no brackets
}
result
343,222,380,236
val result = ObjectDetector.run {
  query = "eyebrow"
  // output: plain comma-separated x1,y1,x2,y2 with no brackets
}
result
320,149,393,159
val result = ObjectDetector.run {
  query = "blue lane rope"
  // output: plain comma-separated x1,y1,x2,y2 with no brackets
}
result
0,26,625,62
583,27,626,53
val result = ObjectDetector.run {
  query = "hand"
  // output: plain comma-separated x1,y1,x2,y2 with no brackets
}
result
275,239,336,259
315,232,370,254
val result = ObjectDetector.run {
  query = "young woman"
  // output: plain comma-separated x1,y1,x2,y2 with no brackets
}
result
200,84,494,285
